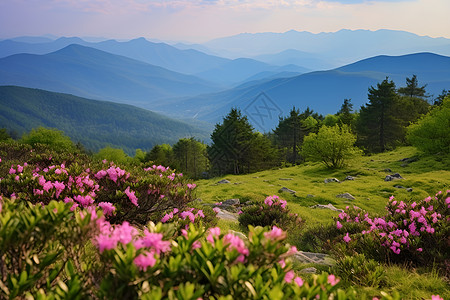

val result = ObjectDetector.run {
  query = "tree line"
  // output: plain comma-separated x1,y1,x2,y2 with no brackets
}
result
2,75,448,178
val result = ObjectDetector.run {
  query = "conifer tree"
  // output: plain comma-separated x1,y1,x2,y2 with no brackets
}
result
356,77,403,152
398,75,427,99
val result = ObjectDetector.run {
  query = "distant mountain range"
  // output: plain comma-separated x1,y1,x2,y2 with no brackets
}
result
0,37,307,85
156,53,450,131
0,44,221,108
0,86,212,154
204,29,450,68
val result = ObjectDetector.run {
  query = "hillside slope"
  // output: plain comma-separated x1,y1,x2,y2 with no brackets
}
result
0,44,220,109
0,86,212,153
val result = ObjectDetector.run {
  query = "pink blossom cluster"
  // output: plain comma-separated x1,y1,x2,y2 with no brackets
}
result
264,195,287,209
95,219,171,271
336,192,448,254
95,166,129,183
161,207,205,224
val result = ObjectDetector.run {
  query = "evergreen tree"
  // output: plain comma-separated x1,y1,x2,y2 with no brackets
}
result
173,138,209,178
273,107,320,164
356,77,403,152
434,89,450,106
145,144,174,167
336,99,354,126
398,75,427,99
207,108,254,175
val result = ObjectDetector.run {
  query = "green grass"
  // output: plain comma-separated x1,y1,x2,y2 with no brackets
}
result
195,147,450,226
194,147,450,299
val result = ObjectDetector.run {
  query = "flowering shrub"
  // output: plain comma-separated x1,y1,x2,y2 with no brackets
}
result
238,195,303,231
334,191,450,268
0,149,197,225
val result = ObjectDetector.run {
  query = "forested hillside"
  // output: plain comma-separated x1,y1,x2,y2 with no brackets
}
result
0,86,211,153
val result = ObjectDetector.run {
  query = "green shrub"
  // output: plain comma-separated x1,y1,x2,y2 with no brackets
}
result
238,195,303,232
332,253,386,288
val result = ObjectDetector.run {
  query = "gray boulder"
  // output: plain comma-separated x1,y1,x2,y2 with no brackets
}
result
324,178,340,183
217,179,231,184
336,193,356,200
299,267,318,274
215,208,238,221
222,198,240,206
385,173,403,181
279,178,293,181
310,203,344,212
344,176,355,181
279,187,296,194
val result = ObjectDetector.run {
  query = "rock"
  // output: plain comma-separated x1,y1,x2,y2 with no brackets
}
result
215,208,238,221
383,168,392,173
394,185,405,189
310,203,344,212
227,230,247,240
222,198,240,206
306,194,315,198
233,182,241,185
406,188,413,192
292,251,334,266
279,178,293,181
279,187,296,194
385,173,403,181
336,193,355,200
344,176,355,181
263,180,270,182
324,178,340,183
399,157,418,163
217,179,230,184
299,267,318,274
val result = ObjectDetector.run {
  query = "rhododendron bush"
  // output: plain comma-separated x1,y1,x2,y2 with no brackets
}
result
334,191,450,268
0,147,196,226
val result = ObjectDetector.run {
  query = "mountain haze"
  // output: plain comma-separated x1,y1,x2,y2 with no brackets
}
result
0,44,221,108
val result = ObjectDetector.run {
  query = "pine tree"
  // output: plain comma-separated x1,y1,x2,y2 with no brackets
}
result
337,99,354,127
356,77,403,152
207,108,254,175
398,75,427,99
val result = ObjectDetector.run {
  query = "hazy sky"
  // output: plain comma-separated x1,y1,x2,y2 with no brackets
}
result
1,0,449,42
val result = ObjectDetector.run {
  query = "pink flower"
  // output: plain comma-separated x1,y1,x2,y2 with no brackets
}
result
431,295,443,300
207,227,221,244
134,230,171,254
161,213,173,223
264,226,285,240
134,251,156,271
279,199,287,209
17,165,23,173
187,183,197,189
98,202,116,216
43,181,53,192
223,233,249,256
264,196,274,206
417,248,423,252
343,233,351,243
96,234,118,253
284,270,295,283
196,210,205,218
95,170,107,180
336,221,343,229
327,274,340,286
124,186,139,207
278,260,286,268
9,167,16,174
213,207,220,214
294,276,304,287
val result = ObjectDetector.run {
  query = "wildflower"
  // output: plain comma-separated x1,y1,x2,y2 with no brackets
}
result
264,196,274,206
431,295,443,300
124,186,139,206
223,233,249,256
264,226,286,241
98,202,116,216
9,167,16,174
336,221,343,229
417,248,423,252
134,230,171,254
213,207,220,214
284,270,295,283
134,251,156,271
96,234,118,253
327,274,340,286
161,213,173,223
343,233,351,243
279,260,286,268
207,227,221,244
294,276,304,287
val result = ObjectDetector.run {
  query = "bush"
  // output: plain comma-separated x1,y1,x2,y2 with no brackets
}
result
20,127,77,153
407,97,450,154
302,124,361,169
332,253,386,288
238,195,303,232
333,191,450,270
0,198,95,298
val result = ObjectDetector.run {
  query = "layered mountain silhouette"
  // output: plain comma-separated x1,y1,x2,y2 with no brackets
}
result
156,53,450,132
0,86,211,154
0,44,221,108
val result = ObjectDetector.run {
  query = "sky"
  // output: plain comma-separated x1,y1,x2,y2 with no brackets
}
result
0,0,449,43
